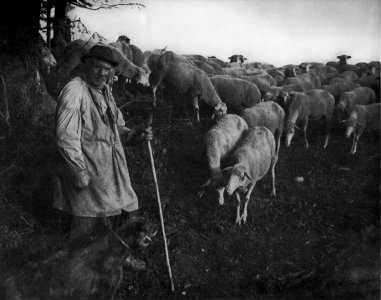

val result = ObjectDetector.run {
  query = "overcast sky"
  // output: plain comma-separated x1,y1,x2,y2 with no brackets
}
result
70,0,380,67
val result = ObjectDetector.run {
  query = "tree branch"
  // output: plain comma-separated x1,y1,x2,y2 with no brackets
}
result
72,2,145,10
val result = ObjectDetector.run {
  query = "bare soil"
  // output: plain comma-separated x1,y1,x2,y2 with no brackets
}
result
0,90,379,300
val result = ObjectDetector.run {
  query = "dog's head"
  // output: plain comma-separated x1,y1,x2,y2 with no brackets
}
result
115,217,157,249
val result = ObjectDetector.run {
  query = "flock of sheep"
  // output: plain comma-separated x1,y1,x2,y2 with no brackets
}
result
59,36,380,225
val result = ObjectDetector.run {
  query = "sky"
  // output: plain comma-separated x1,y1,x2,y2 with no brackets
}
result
69,0,381,67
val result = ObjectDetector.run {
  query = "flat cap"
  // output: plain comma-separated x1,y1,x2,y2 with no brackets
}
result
82,44,119,67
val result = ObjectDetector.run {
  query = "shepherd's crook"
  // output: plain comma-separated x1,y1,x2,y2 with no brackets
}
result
146,111,175,292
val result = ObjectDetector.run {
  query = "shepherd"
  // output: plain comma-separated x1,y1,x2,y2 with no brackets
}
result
53,44,153,241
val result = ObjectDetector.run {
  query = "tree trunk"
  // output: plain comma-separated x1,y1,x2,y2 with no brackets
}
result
0,0,56,133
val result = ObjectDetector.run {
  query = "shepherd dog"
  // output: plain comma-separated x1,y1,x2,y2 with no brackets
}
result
1,217,157,300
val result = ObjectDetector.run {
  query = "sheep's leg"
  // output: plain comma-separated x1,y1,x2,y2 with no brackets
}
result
235,192,242,226
275,129,281,158
350,133,360,154
241,182,256,224
193,97,200,123
216,186,225,205
271,155,277,197
323,118,331,149
302,119,309,149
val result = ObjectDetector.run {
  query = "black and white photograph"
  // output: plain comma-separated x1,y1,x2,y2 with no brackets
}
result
0,0,379,299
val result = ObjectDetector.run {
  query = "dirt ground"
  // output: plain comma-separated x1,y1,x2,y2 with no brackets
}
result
0,88,379,299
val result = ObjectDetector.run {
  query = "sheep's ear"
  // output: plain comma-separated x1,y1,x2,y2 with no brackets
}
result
244,172,252,181
294,124,301,130
337,56,340,59
340,119,346,123
347,56,351,59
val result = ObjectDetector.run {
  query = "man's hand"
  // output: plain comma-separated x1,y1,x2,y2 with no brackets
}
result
124,125,153,146
144,126,153,141
73,169,90,190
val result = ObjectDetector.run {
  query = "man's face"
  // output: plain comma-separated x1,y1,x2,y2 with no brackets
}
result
86,58,113,88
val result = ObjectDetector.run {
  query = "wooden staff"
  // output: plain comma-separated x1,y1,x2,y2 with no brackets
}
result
146,109,175,292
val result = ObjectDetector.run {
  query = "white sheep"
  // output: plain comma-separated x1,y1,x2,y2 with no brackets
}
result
240,101,285,158
336,87,376,120
284,66,322,91
148,51,227,122
224,126,277,225
344,103,380,154
210,75,261,114
284,89,335,149
198,114,248,205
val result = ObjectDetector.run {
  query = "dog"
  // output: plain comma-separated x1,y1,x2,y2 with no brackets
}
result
1,217,157,300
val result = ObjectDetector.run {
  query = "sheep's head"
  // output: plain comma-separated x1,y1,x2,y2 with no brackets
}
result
277,91,290,106
263,91,275,101
284,121,299,147
136,67,150,86
337,55,351,65
344,117,361,138
213,101,227,119
225,165,251,196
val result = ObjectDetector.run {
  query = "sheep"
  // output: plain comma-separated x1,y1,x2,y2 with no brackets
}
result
284,68,322,91
207,56,228,68
326,61,340,69
309,65,339,85
240,101,285,158
239,73,277,95
192,60,225,75
321,82,361,104
228,55,247,67
329,77,350,85
284,89,335,149
263,84,304,102
209,75,261,114
336,54,361,74
355,74,380,98
266,68,285,86
338,70,360,82
224,126,277,225
198,114,248,205
335,87,376,121
344,103,380,154
222,67,247,77
148,50,227,122
1,217,156,300
299,63,312,74
183,54,208,64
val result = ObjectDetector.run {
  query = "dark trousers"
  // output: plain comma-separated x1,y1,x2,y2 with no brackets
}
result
69,210,137,240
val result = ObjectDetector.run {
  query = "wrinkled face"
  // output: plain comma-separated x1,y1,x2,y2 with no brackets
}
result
86,58,113,88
